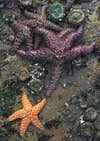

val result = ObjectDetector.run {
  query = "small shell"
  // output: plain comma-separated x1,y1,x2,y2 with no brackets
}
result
67,8,85,26
18,67,30,81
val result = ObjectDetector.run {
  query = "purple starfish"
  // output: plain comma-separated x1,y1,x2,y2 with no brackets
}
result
11,21,33,51
17,25,96,96
11,11,63,51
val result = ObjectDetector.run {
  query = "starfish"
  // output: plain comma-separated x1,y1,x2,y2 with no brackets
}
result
8,90,46,136
22,10,63,32
17,25,96,96
11,11,63,50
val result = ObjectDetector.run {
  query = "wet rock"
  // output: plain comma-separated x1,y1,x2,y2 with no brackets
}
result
60,79,74,89
0,80,16,117
72,58,87,70
8,78,22,94
0,49,7,63
83,107,98,121
28,78,43,94
84,5,100,47
74,136,85,141
0,1,4,9
19,0,32,6
38,134,53,141
95,131,100,140
0,127,10,140
44,115,63,129
64,134,73,141
93,75,100,90
8,79,19,90
94,115,100,131
78,98,88,109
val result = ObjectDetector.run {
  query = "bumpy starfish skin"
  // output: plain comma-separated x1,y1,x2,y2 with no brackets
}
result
22,10,63,32
8,91,46,136
11,11,63,50
17,25,96,96
11,21,33,51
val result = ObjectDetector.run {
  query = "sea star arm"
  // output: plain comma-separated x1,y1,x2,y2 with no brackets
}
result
63,24,84,49
13,33,24,49
24,10,37,19
65,42,96,60
25,32,33,51
46,60,64,96
17,48,54,60
35,27,58,48
8,109,26,121
31,116,44,129
12,21,33,50
20,117,31,136
22,91,33,110
24,10,63,32
32,99,46,115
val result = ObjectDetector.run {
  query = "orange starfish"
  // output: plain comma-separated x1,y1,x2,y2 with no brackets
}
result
8,90,46,136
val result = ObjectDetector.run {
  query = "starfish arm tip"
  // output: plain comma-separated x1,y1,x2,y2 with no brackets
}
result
7,109,26,122
91,42,96,47
17,50,26,56
89,42,96,51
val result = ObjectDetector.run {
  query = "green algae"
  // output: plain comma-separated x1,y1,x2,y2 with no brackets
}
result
0,80,17,117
